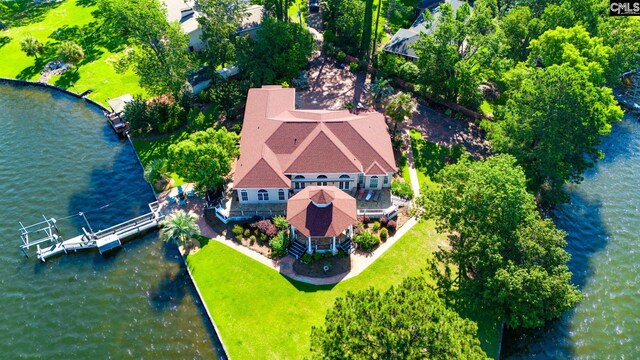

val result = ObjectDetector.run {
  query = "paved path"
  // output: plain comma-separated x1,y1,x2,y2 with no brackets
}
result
157,184,420,285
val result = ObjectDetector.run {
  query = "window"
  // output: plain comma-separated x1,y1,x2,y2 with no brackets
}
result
258,189,269,201
317,175,328,186
240,190,248,202
339,174,350,190
358,173,364,186
278,189,285,201
383,176,389,185
369,176,379,188
294,175,305,190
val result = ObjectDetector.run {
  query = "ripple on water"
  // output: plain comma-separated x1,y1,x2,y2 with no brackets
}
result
507,115,640,359
0,84,220,358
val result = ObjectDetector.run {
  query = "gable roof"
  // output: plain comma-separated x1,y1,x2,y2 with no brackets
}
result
233,86,396,189
287,187,357,237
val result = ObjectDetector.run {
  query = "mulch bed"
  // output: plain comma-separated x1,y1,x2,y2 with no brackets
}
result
203,210,273,258
292,254,351,278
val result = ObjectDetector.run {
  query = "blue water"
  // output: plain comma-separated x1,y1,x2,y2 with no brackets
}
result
0,84,221,358
506,115,640,358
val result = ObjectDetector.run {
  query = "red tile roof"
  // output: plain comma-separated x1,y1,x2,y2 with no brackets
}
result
287,186,357,237
233,86,396,188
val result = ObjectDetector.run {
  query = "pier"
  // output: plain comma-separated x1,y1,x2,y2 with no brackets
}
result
19,202,163,262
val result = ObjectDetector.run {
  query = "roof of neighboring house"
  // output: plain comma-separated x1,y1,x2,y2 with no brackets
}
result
239,5,264,33
287,186,357,237
383,0,468,59
163,0,200,35
233,86,397,189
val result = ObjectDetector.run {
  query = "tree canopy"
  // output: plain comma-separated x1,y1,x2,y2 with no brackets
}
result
159,210,201,248
167,127,240,190
483,64,623,204
97,0,191,97
419,154,581,328
57,41,84,69
310,277,488,359
385,92,416,133
196,0,247,69
20,35,44,59
236,17,313,86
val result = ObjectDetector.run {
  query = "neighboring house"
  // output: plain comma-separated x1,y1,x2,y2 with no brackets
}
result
383,0,467,60
163,0,264,52
214,85,398,224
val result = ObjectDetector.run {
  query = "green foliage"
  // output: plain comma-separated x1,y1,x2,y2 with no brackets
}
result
301,252,313,264
323,0,365,55
391,179,414,199
206,77,247,115
354,231,379,252
386,92,416,132
159,210,201,247
236,17,313,86
167,127,240,190
419,155,581,328
348,62,359,71
97,0,190,97
379,227,389,241
376,52,406,79
372,221,381,231
244,228,251,238
368,77,393,105
232,224,244,239
336,50,346,62
483,64,623,204
269,231,289,258
19,35,44,59
272,215,289,232
359,0,374,57
310,277,488,359
187,108,214,131
57,41,84,69
398,61,419,82
143,158,168,185
249,235,257,244
196,0,246,69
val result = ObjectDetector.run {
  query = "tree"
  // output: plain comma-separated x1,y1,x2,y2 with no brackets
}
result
310,277,488,359
57,41,84,70
20,35,44,59
483,64,623,204
258,0,292,22
419,155,581,328
368,77,393,106
323,0,365,55
528,25,612,85
167,127,240,190
385,92,416,133
236,17,313,86
159,210,200,249
360,0,374,59
196,0,247,69
97,0,191,97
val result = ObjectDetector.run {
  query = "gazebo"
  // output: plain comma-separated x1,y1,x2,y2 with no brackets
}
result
287,186,357,255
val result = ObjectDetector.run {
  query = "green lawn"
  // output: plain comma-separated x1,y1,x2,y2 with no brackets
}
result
409,128,465,192
132,133,188,186
0,0,144,106
187,220,500,359
287,0,307,24
399,153,412,185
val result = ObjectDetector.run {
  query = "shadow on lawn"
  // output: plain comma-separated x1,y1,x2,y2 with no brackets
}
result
15,43,58,80
281,274,338,292
410,129,465,177
0,0,62,28
0,35,11,49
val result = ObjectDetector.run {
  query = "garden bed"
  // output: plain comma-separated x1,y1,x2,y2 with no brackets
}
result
292,253,351,278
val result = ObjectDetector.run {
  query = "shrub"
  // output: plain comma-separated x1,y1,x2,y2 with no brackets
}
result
269,231,289,257
251,219,278,238
243,229,251,238
187,108,214,131
301,253,312,264
260,233,268,242
336,51,346,63
232,224,244,239
387,220,397,230
391,179,414,199
399,62,419,82
349,62,359,71
358,215,371,224
379,228,389,241
354,231,380,252
312,252,323,262
273,215,289,232
379,216,388,227
372,221,381,231
249,235,257,244
143,159,168,185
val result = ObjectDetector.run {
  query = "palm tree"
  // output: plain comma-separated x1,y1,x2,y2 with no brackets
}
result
20,35,44,60
159,210,201,250
385,91,417,133
57,41,84,71
368,78,393,107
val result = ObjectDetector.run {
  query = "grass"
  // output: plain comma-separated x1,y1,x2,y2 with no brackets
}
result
287,0,307,24
399,153,412,186
409,128,465,192
480,100,494,117
132,132,188,186
187,220,500,359
386,0,420,33
0,0,144,106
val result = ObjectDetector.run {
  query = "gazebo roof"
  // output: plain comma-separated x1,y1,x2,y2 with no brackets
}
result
286,186,357,237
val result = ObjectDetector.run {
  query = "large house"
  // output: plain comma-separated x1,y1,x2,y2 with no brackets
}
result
214,86,398,226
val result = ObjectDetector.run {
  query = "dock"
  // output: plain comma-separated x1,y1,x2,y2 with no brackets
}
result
20,202,163,262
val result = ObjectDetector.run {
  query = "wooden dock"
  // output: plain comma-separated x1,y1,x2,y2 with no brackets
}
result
21,202,163,262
